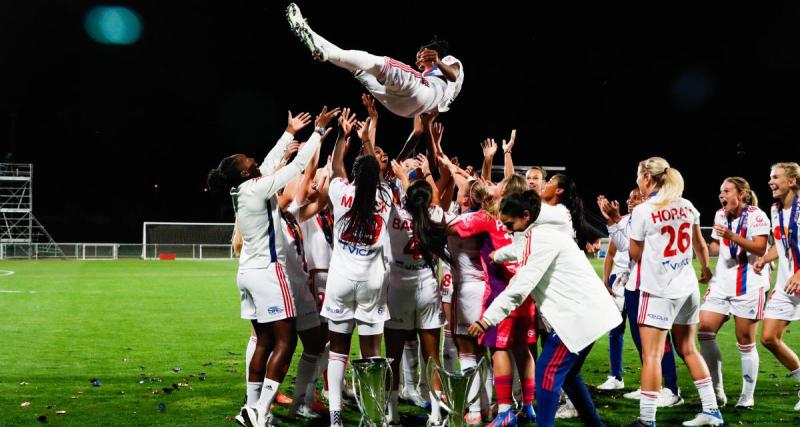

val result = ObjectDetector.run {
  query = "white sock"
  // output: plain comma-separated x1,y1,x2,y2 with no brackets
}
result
482,360,494,410
306,343,329,406
694,377,719,413
639,390,659,422
738,343,759,397
292,353,319,404
698,331,723,390
429,390,442,421
389,390,400,421
459,353,480,413
246,382,262,407
443,331,458,372
309,29,383,75
327,351,348,412
402,340,419,391
245,335,257,381
256,378,281,412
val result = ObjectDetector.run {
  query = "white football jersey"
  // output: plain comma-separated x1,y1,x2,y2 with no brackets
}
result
425,55,464,113
611,215,632,273
448,212,485,284
708,206,770,296
281,206,308,284
328,177,393,280
386,205,455,278
630,197,701,298
771,201,800,295
234,132,321,269
301,211,334,271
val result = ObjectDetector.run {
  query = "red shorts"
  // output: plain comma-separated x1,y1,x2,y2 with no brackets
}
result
481,297,537,349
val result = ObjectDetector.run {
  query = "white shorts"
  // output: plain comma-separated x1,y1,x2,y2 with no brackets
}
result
310,270,329,323
328,318,384,336
764,289,800,321
638,289,700,329
354,57,443,118
453,280,487,336
322,271,389,324
609,271,629,312
238,264,295,323
385,270,445,331
288,272,321,332
701,286,766,320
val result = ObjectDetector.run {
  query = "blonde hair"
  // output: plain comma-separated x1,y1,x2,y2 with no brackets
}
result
638,157,684,208
501,174,527,197
232,223,243,257
723,176,758,208
469,181,498,217
772,162,800,192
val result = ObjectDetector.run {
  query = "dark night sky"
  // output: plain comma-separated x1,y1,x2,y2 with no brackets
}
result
3,1,800,242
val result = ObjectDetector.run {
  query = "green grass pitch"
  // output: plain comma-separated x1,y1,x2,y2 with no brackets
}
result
1,259,799,426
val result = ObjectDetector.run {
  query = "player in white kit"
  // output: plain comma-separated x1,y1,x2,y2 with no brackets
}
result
383,179,453,426
323,108,393,427
625,157,722,427
756,162,800,410
697,177,769,409
286,3,464,119
207,107,338,427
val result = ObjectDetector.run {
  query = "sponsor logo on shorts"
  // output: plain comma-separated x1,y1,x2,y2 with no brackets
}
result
377,305,386,315
267,306,284,315
325,306,344,314
648,313,669,322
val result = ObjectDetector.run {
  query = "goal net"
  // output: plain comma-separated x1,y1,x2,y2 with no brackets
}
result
141,222,235,259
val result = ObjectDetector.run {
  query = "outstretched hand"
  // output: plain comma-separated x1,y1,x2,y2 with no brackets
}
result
482,138,498,158
314,106,341,129
338,107,358,136
502,130,517,154
287,111,312,134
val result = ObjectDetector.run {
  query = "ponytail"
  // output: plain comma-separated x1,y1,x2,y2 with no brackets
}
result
405,181,452,272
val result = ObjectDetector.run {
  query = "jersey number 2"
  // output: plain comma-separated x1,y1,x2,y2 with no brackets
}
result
661,223,690,257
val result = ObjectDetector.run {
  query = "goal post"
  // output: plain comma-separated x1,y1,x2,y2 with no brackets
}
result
141,222,235,259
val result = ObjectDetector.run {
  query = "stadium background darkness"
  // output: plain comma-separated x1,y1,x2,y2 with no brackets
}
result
3,1,800,242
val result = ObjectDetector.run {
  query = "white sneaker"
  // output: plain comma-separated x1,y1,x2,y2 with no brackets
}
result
656,387,684,407
715,387,727,407
794,390,800,410
234,406,257,427
597,376,625,390
399,387,429,408
287,401,320,419
682,410,724,426
623,388,642,400
555,403,579,419
735,394,754,409
285,3,327,61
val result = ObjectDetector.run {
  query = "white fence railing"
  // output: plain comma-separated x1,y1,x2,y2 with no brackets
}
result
0,243,235,260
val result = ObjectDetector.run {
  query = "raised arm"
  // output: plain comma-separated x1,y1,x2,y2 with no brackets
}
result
356,117,376,158
480,138,497,182
416,153,439,204
332,107,357,180
396,115,425,162
362,94,379,145
262,111,311,174
502,130,516,179
295,141,322,205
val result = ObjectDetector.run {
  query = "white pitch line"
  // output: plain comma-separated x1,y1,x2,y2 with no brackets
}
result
0,270,15,276
0,290,36,294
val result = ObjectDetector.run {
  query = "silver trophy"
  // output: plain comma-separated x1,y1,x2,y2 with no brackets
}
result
426,356,488,427
351,357,393,427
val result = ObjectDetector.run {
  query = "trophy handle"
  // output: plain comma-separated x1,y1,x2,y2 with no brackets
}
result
467,356,489,407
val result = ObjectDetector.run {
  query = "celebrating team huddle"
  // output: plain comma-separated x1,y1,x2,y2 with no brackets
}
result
203,3,800,427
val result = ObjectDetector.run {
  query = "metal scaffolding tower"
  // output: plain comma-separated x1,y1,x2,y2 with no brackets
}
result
0,163,64,258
